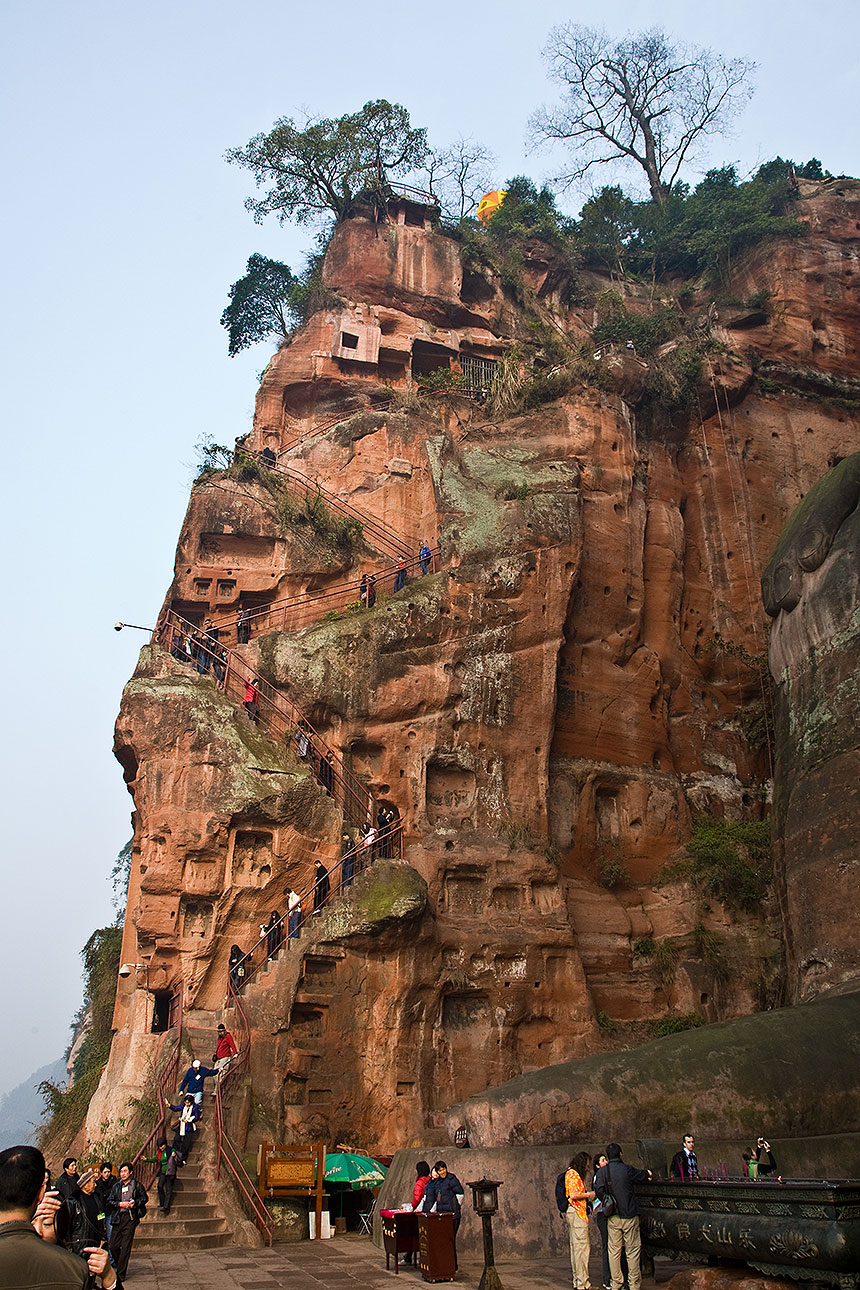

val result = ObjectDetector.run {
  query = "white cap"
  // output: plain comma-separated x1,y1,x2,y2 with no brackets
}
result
192,1059,201,1068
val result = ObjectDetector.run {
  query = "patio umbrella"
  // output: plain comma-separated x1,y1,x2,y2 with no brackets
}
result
324,1152,387,1188
324,1152,387,1216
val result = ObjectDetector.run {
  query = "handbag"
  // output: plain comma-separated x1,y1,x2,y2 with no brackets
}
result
599,1166,617,1218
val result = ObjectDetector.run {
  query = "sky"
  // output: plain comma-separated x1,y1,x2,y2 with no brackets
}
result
1,0,857,1105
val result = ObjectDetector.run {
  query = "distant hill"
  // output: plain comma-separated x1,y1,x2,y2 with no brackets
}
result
0,1057,66,1146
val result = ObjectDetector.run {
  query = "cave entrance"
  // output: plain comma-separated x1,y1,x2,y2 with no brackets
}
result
151,991,172,1033
411,339,454,380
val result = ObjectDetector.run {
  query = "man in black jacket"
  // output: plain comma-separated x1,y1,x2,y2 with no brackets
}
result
422,1160,465,1267
669,1133,698,1180
107,1162,147,1280
593,1143,651,1290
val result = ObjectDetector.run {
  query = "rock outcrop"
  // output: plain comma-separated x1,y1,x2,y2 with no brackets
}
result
100,181,860,1153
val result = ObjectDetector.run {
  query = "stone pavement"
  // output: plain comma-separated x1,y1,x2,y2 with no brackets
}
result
123,1233,682,1288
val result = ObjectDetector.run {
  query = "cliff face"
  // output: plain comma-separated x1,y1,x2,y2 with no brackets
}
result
102,183,860,1152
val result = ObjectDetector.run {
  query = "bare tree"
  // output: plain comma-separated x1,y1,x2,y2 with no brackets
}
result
422,136,495,221
531,25,755,205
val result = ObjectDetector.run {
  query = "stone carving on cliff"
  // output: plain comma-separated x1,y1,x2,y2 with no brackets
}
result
763,452,860,1002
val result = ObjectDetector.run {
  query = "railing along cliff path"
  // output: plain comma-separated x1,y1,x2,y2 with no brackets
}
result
130,982,184,1191
189,545,439,648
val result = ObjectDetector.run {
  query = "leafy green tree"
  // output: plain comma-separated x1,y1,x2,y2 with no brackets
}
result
576,185,639,274
486,175,570,244
227,100,428,227
220,253,297,356
533,25,755,205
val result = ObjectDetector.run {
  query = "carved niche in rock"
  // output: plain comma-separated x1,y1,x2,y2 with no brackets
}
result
426,756,476,826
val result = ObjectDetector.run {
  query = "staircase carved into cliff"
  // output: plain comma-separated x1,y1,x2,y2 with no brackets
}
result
135,1121,232,1251
259,456,416,562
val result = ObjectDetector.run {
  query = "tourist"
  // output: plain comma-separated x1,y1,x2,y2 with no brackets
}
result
193,624,210,674
213,1023,238,1077
287,888,303,938
419,542,431,575
263,911,284,960
228,944,247,992
562,1151,595,1290
367,573,377,608
55,1158,79,1201
157,1148,182,1216
403,1160,432,1264
670,1133,698,1180
168,1096,200,1163
65,1169,106,1255
313,860,330,914
260,446,277,469
107,1162,147,1281
752,1137,777,1177
237,605,252,645
0,1145,117,1289
243,677,260,723
179,1057,219,1107
340,832,355,890
359,573,369,608
422,1162,464,1266
320,749,335,796
594,1143,652,1290
591,1151,626,1290
94,1162,115,1257
393,557,407,592
360,821,377,869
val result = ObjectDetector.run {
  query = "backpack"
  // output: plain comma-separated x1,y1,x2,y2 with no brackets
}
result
554,1170,568,1215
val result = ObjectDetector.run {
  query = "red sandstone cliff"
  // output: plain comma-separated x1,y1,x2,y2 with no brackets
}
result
93,182,860,1152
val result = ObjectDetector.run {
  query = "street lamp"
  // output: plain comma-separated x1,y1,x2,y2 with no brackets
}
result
468,1178,504,1290
114,622,154,633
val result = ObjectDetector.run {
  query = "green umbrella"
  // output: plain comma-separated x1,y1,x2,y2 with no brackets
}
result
324,1151,387,1188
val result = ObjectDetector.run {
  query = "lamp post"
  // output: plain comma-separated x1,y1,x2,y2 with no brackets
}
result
468,1178,504,1290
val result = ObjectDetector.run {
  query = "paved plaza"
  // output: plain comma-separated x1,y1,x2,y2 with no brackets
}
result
123,1234,682,1288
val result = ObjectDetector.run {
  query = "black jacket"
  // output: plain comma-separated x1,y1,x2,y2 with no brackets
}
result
594,1159,650,1218
107,1177,148,1224
423,1174,464,1215
65,1188,106,1255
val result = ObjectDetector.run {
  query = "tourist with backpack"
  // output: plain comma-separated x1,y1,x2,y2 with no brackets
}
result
555,1151,595,1290
593,1144,651,1290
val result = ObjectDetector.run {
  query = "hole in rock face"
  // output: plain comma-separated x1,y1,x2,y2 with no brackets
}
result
445,840,454,850
340,331,359,349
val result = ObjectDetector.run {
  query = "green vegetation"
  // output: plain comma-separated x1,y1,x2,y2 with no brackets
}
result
596,1011,617,1034
647,1012,705,1038
38,926,122,1148
227,99,429,226
658,816,772,912
650,940,679,988
220,253,297,356
633,936,657,959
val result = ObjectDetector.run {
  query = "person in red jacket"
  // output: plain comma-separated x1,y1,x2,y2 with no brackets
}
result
213,1024,238,1078
403,1161,431,1264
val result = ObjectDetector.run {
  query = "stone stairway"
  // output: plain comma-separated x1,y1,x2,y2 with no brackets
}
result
135,1124,231,1250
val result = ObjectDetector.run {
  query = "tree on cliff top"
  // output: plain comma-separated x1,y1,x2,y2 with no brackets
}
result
227,100,429,226
531,25,755,205
220,253,297,356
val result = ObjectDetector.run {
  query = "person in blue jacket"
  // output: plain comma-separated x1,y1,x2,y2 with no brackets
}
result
178,1058,218,1105
422,1160,465,1266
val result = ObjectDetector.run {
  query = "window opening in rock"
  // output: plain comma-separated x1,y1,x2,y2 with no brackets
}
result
460,354,498,402
151,991,171,1033
341,332,359,349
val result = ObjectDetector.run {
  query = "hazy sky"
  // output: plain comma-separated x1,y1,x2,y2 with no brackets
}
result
1,0,857,1104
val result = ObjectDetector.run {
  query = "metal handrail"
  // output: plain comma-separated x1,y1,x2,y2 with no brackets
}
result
156,610,374,828
262,459,415,561
213,1082,274,1245
231,818,403,994
276,401,391,458
190,546,440,647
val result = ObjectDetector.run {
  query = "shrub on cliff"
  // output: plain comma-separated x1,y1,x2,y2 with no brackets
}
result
658,816,772,912
38,925,122,1148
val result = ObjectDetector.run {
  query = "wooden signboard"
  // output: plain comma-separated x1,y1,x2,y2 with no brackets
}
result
258,1140,326,1238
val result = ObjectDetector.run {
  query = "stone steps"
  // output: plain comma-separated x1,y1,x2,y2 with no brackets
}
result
139,1130,234,1250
